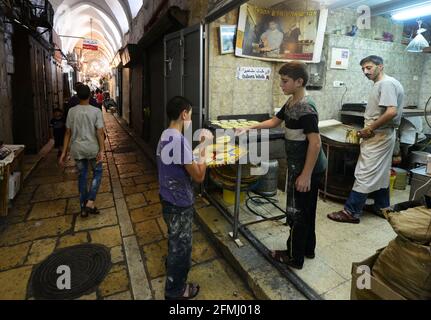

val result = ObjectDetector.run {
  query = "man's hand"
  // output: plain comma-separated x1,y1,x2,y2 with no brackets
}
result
358,127,375,139
96,152,104,164
235,127,251,136
295,173,311,193
199,129,214,144
58,153,67,168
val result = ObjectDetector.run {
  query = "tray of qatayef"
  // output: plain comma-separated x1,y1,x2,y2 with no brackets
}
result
209,120,260,130
193,143,248,168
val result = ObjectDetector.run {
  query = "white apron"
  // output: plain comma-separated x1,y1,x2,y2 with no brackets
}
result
353,129,396,194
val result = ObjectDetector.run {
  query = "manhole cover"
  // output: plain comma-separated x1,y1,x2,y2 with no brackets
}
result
30,244,112,300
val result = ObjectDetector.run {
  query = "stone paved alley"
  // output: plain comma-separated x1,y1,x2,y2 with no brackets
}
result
0,112,254,300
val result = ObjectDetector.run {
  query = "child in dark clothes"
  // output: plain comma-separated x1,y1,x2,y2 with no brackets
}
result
50,108,66,158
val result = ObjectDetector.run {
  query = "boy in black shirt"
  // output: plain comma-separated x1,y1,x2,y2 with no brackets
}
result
236,62,327,269
50,108,66,158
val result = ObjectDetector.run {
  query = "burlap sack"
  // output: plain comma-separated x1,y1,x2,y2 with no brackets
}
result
384,206,431,244
372,236,431,300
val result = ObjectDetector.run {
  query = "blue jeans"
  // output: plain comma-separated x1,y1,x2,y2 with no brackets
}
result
161,200,194,298
345,188,390,218
75,159,103,209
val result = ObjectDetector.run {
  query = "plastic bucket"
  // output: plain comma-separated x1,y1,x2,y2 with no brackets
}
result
223,189,245,205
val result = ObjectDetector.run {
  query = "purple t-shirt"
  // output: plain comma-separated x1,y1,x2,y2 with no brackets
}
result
157,129,194,208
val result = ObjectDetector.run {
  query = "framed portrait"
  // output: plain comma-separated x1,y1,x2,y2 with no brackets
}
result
219,25,237,54
235,4,328,63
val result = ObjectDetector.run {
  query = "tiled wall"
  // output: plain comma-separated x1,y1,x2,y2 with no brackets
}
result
419,55,431,134
305,34,426,121
208,6,431,125
208,10,276,119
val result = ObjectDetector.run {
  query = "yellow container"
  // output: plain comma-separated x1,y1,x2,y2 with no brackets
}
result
223,189,245,205
390,175,396,194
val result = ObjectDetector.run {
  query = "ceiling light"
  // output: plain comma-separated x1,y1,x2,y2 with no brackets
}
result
392,3,431,21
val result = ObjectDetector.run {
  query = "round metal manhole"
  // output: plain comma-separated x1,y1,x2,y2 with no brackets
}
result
30,244,112,300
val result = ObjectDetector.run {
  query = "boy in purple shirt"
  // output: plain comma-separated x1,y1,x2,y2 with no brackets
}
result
157,96,212,300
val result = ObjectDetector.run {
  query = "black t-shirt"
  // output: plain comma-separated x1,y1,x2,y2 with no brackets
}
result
50,117,66,146
50,117,66,133
276,96,326,175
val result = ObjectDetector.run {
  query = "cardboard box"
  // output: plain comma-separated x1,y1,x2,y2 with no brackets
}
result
8,171,21,200
351,251,406,300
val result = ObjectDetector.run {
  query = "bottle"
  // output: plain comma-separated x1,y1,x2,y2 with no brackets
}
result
427,154,431,175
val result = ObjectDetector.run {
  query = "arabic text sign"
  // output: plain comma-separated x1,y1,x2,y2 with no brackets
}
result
83,39,98,51
237,67,271,81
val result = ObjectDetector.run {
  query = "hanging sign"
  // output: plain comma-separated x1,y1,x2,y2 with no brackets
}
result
236,67,271,80
83,39,98,51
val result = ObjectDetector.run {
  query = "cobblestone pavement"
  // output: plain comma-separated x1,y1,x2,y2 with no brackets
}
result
0,112,254,300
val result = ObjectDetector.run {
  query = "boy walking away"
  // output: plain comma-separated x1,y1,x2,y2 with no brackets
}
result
59,85,105,218
157,96,213,300
50,108,66,158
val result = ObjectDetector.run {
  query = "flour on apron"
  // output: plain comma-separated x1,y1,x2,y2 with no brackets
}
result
353,129,396,194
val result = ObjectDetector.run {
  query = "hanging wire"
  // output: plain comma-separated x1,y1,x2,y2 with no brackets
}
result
425,95,431,129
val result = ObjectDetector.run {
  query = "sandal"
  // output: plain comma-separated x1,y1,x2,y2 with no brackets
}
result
165,283,200,300
271,250,303,269
80,209,89,218
85,207,100,215
327,210,360,224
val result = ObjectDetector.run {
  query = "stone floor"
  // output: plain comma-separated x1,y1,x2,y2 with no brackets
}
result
0,112,254,300
209,186,410,300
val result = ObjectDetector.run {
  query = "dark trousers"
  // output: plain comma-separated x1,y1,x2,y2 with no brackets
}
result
286,173,322,266
162,200,194,298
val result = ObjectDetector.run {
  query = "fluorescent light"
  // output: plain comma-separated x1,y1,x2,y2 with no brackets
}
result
392,3,431,21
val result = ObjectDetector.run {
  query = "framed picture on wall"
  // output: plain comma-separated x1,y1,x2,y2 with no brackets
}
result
220,25,237,54
235,3,328,63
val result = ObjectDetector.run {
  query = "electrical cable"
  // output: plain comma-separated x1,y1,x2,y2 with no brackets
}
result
425,95,431,129
412,177,431,201
245,190,287,220
340,84,348,110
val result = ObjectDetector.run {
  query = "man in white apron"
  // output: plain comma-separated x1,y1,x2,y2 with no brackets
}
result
328,55,405,224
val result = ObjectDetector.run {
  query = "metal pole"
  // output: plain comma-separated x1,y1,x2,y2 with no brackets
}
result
324,143,329,201
233,163,242,240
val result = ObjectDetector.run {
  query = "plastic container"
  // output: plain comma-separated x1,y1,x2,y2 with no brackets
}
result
390,169,396,194
223,189,245,205
392,167,408,190
427,154,431,175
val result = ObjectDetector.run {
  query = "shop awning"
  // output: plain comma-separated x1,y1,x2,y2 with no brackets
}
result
205,0,248,23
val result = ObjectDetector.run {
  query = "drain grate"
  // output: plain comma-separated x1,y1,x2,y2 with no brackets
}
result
30,244,112,300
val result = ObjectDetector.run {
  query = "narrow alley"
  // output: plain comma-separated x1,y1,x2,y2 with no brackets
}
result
1,0,430,303
0,111,254,300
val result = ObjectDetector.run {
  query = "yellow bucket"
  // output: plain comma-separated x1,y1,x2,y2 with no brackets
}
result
223,189,245,205
390,174,396,194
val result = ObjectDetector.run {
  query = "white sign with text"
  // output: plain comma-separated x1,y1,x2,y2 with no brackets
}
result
236,67,271,81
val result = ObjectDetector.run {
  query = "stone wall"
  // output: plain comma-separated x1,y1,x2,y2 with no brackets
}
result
208,5,430,123
208,9,276,120
419,55,431,134
0,19,14,143
302,34,426,121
